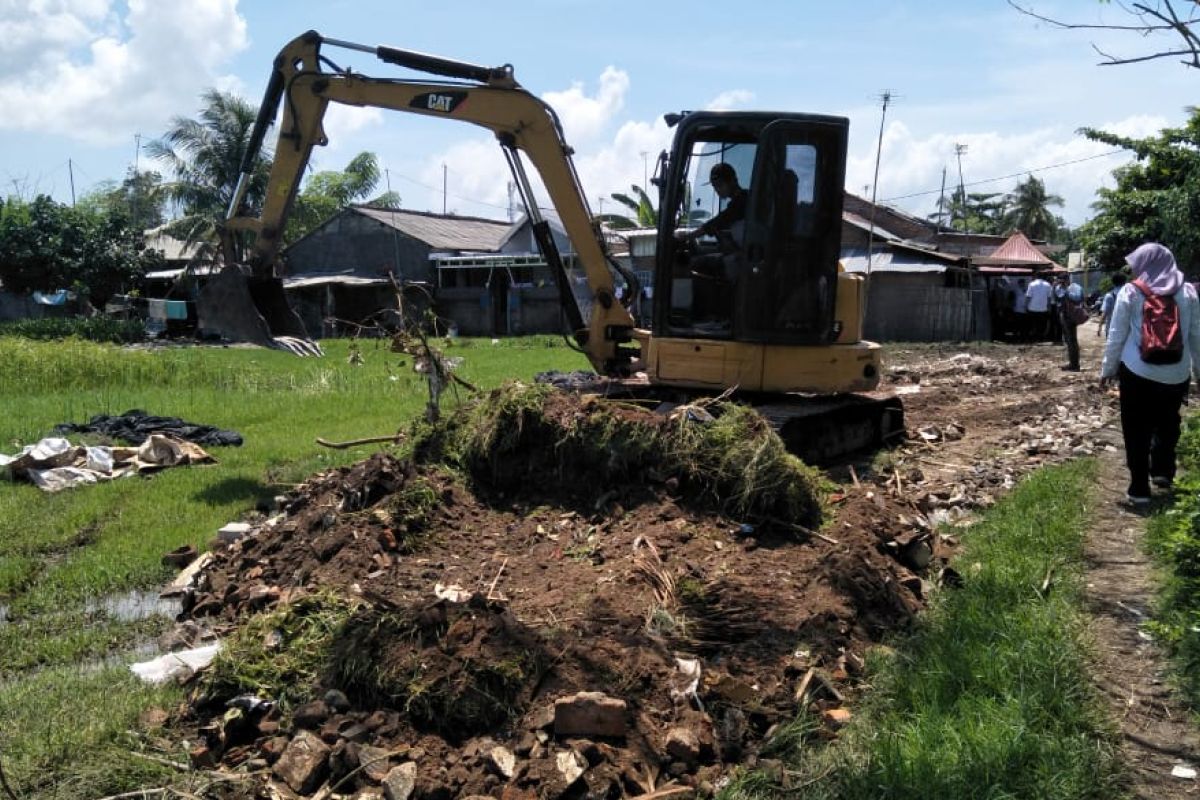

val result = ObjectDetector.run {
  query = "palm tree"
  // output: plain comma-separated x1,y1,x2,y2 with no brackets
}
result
600,184,658,230
145,89,272,263
1003,175,1064,241
285,152,400,244
930,187,1008,234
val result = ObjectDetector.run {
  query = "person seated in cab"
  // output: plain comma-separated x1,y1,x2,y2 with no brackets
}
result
682,162,748,252
678,163,748,326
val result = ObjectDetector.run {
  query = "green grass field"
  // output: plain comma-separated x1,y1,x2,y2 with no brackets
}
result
0,334,586,798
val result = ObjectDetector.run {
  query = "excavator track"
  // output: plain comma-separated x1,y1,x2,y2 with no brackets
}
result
536,371,905,465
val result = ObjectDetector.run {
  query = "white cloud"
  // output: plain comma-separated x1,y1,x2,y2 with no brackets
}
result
541,66,628,143
322,105,385,152
706,90,754,111
849,115,1169,227
0,0,248,145
412,67,671,219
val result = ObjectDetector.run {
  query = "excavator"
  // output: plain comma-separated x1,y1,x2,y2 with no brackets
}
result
205,30,903,462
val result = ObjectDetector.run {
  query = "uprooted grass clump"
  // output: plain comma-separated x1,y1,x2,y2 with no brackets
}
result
411,381,826,528
202,590,360,711
327,598,544,740
201,590,543,740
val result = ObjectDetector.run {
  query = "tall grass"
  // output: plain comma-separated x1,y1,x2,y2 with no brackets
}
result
722,460,1123,800
1144,416,1200,707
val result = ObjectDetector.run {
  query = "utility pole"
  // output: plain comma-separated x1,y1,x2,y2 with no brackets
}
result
639,151,648,189
132,133,142,225
865,90,893,279
68,158,76,206
954,143,968,234
936,166,947,231
953,142,976,340
442,163,447,215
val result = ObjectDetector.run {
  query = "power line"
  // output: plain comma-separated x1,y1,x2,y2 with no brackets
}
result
881,148,1127,203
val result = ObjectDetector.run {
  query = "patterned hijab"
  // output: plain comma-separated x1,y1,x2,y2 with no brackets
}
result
1127,242,1184,296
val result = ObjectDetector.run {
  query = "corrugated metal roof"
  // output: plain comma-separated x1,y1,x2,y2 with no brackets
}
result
144,265,221,280
283,274,390,289
354,207,511,251
843,212,901,240
840,249,949,274
982,231,1054,265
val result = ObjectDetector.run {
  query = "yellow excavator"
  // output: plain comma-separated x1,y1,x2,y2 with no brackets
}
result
204,30,902,461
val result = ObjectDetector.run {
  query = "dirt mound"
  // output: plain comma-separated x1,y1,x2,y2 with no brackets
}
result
170,384,936,798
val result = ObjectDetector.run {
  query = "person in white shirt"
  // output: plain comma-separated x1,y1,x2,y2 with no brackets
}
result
1025,275,1053,340
1099,243,1200,505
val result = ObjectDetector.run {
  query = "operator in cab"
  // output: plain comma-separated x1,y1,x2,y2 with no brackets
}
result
677,163,748,328
683,162,748,246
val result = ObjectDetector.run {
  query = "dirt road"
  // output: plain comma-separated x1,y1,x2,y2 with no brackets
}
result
1072,333,1200,798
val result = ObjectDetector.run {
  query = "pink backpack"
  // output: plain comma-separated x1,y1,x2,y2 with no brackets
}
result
1131,279,1183,365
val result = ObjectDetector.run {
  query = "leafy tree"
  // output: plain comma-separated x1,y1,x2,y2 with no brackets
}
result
1077,109,1200,274
0,196,66,294
285,152,400,244
0,195,163,305
145,89,272,263
930,187,1008,234
1002,174,1064,240
79,169,167,233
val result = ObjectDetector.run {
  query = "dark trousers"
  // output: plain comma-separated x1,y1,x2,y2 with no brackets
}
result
1118,363,1189,494
1062,317,1079,369
1027,310,1050,340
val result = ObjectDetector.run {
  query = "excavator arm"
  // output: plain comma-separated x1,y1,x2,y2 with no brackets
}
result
219,30,638,372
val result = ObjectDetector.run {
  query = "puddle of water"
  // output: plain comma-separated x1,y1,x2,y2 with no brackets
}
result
85,589,183,622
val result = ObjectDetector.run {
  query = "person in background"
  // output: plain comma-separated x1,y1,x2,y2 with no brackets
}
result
1099,273,1127,338
1025,273,1053,341
1100,243,1200,506
1011,277,1029,341
1054,274,1083,371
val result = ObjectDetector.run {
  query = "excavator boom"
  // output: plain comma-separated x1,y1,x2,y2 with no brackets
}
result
209,30,637,371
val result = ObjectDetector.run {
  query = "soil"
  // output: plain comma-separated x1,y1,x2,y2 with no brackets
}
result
154,328,1200,799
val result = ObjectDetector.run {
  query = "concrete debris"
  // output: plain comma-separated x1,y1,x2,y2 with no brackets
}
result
382,761,418,800
272,730,330,795
490,745,517,779
555,749,586,786
553,692,627,738
218,521,254,544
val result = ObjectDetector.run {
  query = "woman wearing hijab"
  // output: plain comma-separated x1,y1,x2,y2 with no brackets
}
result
1100,243,1200,505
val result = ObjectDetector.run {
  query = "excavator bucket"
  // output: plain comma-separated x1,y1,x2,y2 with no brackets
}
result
196,267,322,356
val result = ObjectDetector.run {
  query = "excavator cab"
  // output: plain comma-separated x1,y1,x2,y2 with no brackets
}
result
656,112,845,343
645,112,881,396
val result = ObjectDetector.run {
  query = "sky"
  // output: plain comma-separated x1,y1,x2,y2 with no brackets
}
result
1,0,1196,229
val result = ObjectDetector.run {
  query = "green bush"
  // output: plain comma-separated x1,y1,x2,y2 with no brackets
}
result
0,316,145,344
